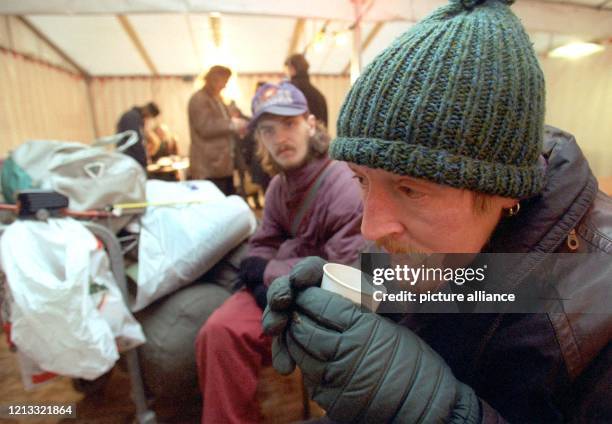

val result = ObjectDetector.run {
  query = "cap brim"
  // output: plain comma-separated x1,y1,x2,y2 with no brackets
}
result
249,104,309,129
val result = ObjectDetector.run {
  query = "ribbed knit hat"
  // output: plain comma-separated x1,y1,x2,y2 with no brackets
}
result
330,0,546,198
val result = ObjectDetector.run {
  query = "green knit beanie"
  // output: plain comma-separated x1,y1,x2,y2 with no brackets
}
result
330,0,546,198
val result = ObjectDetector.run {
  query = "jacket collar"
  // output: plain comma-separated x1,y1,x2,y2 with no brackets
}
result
483,126,598,291
281,156,331,207
283,156,329,189
487,126,598,255
203,85,222,99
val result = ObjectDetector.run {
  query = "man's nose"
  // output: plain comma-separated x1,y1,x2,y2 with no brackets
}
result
360,185,404,241
275,125,291,143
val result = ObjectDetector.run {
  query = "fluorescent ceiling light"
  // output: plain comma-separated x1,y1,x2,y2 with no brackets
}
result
548,42,604,59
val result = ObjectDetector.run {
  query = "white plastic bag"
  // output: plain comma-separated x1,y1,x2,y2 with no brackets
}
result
89,244,146,352
0,219,143,380
15,349,59,391
1,276,60,391
133,180,256,311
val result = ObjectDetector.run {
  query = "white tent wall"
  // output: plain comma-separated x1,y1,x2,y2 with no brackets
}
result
0,51,94,156
540,49,612,179
0,16,94,156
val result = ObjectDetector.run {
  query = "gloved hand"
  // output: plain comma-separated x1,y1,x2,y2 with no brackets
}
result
263,257,481,423
239,256,270,310
263,256,328,374
251,284,268,310
239,256,269,290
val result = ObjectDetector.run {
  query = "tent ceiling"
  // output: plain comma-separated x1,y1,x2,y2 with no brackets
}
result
27,16,151,75
4,0,612,76
2,0,612,17
24,14,403,76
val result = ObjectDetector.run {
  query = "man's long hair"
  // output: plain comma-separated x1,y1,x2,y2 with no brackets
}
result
255,118,330,176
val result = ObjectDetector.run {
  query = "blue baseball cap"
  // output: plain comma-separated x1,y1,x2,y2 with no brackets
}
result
250,82,309,129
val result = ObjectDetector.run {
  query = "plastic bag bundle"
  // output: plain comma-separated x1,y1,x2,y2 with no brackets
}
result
133,180,257,311
0,218,145,380
1,136,146,232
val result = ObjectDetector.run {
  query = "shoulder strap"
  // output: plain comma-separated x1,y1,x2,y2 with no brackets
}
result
290,161,336,237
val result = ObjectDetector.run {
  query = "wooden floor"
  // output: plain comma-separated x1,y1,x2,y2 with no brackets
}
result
0,331,127,424
0,318,322,424
0,330,205,424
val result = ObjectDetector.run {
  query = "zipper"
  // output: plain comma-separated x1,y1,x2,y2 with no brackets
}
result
567,228,579,251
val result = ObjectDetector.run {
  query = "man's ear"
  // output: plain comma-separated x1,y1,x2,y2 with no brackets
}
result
498,196,519,209
306,114,316,136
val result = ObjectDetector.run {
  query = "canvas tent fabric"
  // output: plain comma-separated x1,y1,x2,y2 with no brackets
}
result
0,0,611,177
0,0,610,76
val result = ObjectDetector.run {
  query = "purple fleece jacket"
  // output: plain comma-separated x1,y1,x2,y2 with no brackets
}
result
247,157,365,285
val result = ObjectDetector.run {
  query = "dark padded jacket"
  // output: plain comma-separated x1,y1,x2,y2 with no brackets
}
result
116,107,147,169
290,74,328,128
401,126,612,422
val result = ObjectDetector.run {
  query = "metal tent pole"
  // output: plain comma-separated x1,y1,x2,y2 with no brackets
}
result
350,0,364,84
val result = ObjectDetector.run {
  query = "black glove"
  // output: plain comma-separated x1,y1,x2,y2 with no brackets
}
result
263,257,328,374
239,256,269,290
251,284,268,310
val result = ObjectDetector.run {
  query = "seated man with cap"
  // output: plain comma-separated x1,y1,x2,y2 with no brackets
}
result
195,82,365,423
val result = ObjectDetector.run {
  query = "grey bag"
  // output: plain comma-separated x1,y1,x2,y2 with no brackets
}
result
8,132,146,231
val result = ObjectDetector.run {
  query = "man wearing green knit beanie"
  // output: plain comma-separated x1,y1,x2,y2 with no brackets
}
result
262,0,612,422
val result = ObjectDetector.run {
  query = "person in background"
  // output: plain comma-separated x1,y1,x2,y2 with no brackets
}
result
240,82,272,197
188,65,248,195
227,100,251,197
146,123,178,162
285,53,328,128
116,101,160,169
263,1,612,423
195,82,365,424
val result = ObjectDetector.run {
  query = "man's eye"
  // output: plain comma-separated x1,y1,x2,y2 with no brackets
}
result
399,186,422,198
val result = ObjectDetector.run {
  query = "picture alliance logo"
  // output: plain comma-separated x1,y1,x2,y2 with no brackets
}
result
371,264,488,286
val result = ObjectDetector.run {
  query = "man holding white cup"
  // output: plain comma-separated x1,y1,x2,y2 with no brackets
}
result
262,0,612,422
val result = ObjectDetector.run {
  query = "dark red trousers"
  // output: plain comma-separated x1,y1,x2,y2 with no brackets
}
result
195,290,272,423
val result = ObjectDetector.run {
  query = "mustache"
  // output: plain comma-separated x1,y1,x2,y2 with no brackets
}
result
276,145,295,155
375,236,423,254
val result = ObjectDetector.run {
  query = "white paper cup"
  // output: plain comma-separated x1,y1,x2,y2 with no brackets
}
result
321,263,384,312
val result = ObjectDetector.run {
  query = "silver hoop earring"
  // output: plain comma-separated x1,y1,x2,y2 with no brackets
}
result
507,203,520,217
